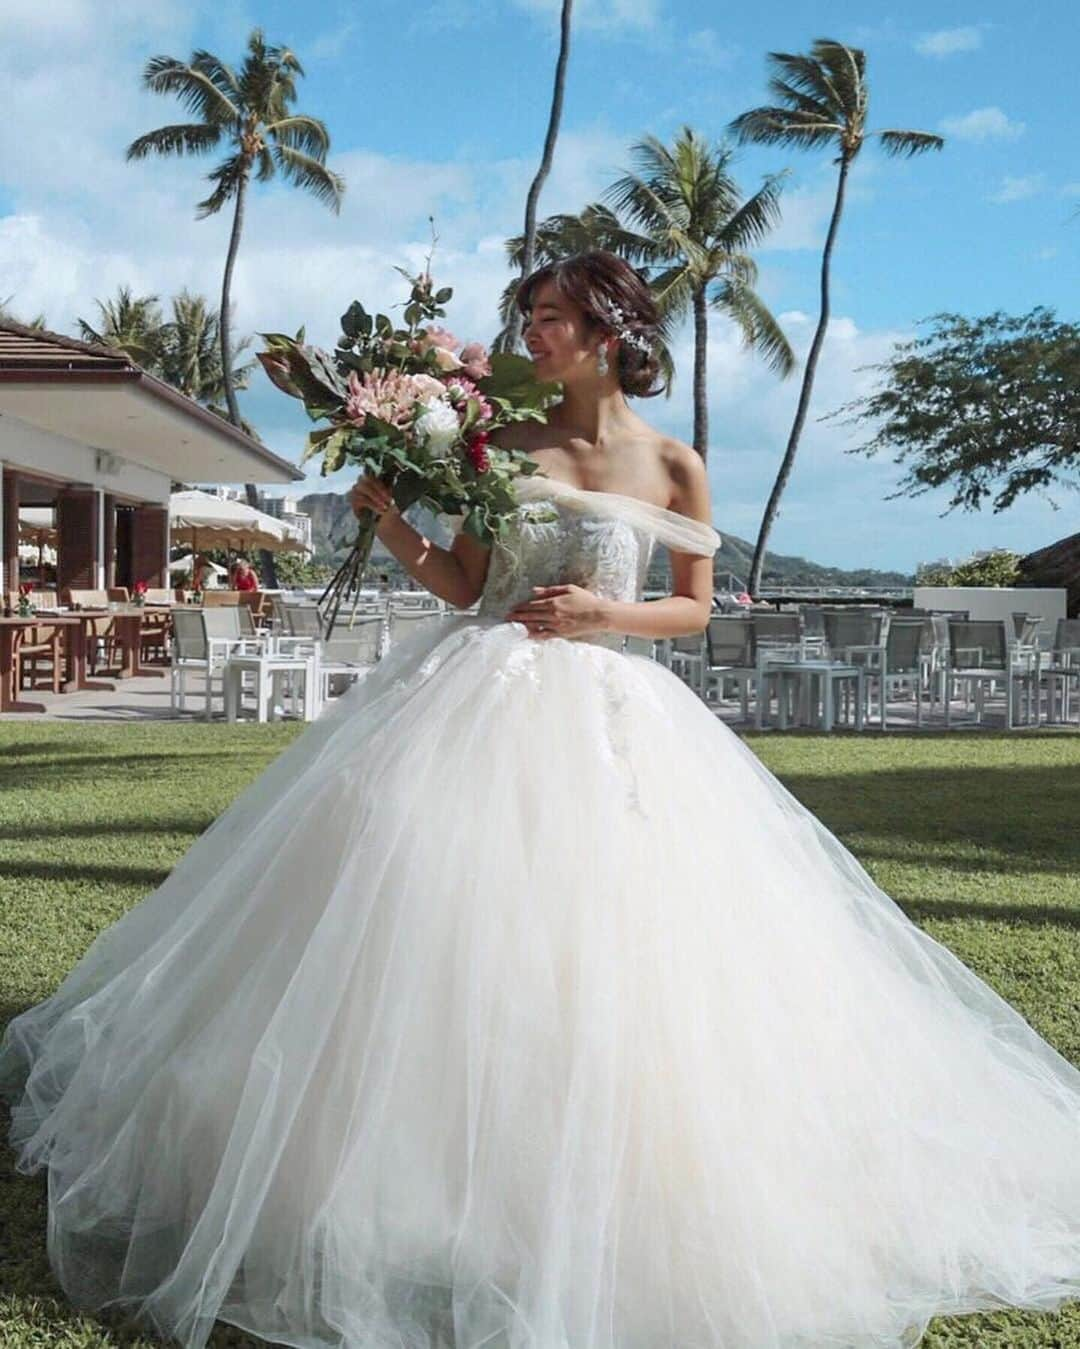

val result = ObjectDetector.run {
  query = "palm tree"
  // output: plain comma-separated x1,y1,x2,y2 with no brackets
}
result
160,289,254,407
500,128,795,461
77,286,167,367
730,38,943,597
500,0,575,354
127,27,344,583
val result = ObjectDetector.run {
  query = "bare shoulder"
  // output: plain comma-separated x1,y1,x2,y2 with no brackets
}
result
657,436,710,520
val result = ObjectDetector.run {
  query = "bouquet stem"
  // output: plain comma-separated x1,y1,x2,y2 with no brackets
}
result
318,508,379,638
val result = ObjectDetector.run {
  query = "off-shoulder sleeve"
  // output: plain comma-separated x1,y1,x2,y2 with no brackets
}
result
515,475,721,557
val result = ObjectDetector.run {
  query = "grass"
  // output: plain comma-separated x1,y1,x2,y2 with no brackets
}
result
1,722,1079,1347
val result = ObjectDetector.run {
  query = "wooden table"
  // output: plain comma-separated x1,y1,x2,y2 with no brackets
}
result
0,615,95,713
76,607,168,680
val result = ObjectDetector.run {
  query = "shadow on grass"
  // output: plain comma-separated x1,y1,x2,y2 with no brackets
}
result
778,761,1080,870
896,895,1080,928
2,817,214,841
0,859,172,888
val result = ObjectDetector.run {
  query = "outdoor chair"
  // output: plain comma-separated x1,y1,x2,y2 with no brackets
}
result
385,607,439,653
169,608,217,719
945,619,1038,730
704,615,755,718
107,587,130,603
65,588,117,672
202,589,244,607
624,635,658,658
318,617,384,701
1012,612,1042,646
822,610,885,664
1040,618,1080,725
665,631,708,697
867,619,927,730
14,622,64,694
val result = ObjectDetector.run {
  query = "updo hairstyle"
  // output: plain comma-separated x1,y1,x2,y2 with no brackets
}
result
515,249,665,399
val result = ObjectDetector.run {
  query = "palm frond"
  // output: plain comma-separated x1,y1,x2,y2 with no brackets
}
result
729,106,841,151
255,145,275,182
141,57,239,123
715,172,787,251
876,129,945,158
195,155,245,217
712,279,796,377
813,39,867,119
272,145,345,211
766,76,834,121
126,122,223,161
765,52,839,109
190,51,240,101
266,114,331,157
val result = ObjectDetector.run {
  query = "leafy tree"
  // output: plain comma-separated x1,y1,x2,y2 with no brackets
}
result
836,308,1080,515
501,0,575,353
730,38,943,596
127,27,344,584
499,128,794,461
77,286,166,367
160,289,254,406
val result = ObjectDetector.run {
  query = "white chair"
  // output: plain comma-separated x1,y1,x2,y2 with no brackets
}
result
665,632,708,697
866,619,926,730
945,619,1038,730
704,616,756,719
385,607,439,653
169,608,218,719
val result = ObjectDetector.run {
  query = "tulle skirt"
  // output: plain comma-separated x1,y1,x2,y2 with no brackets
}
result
3,613,1080,1348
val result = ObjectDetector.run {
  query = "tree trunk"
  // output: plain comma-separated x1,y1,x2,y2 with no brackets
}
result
747,154,850,599
502,0,574,353
220,169,279,588
692,283,709,461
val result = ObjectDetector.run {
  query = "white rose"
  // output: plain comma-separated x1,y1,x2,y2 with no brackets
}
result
415,398,461,455
432,346,464,372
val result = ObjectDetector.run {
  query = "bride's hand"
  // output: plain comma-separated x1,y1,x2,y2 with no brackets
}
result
349,474,398,521
505,585,612,640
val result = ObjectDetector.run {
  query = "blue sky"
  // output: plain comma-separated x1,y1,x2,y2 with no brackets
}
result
1,0,1077,570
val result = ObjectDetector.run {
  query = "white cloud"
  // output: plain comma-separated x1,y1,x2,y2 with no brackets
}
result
915,26,983,58
686,28,737,68
939,106,1025,143
989,173,1045,204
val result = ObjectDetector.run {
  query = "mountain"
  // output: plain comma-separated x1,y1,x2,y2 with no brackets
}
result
298,492,913,588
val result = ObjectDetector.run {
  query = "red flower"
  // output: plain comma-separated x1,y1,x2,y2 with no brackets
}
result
133,580,148,595
466,431,491,473
18,582,33,596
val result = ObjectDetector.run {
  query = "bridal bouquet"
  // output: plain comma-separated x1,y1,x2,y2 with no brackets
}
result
259,266,556,633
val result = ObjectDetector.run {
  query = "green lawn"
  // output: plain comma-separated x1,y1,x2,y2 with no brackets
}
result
1,723,1079,1347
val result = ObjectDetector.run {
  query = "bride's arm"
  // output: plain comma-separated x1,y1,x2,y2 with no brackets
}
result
508,445,714,641
350,477,490,609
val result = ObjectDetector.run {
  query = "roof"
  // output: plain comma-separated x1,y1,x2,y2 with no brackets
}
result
0,319,304,484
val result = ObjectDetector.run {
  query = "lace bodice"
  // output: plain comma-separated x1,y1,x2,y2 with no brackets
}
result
463,477,721,651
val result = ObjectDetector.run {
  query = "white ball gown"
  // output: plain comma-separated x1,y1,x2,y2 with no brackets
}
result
3,474,1080,1349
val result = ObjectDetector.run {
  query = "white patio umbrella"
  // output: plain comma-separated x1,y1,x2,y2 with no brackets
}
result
169,490,305,554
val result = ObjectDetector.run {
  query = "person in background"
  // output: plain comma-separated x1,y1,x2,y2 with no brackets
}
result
231,557,259,592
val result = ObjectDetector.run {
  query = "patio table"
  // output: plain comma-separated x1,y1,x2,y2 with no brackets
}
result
76,607,167,679
762,658,866,732
0,615,92,713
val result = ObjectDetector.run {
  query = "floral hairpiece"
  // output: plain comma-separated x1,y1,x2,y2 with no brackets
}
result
601,302,653,355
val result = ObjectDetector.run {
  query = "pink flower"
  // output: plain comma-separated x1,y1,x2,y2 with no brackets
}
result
418,326,461,354
345,369,437,428
443,376,493,422
459,342,491,380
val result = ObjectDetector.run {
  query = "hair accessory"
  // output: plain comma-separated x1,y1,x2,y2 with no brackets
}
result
601,302,653,355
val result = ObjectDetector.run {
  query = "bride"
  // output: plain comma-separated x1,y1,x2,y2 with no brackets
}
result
4,250,1080,1349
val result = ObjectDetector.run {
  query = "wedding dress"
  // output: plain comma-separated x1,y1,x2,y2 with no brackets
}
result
4,474,1080,1349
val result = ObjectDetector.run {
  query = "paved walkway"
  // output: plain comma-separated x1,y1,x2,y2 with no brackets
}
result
3,670,1075,732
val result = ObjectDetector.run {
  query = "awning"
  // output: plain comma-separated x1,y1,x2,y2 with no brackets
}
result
169,490,305,553
0,320,304,485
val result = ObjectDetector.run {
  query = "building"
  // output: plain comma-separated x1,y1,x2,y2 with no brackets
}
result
0,320,303,594
258,493,313,557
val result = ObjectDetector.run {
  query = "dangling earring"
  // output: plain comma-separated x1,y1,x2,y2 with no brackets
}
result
596,343,609,377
